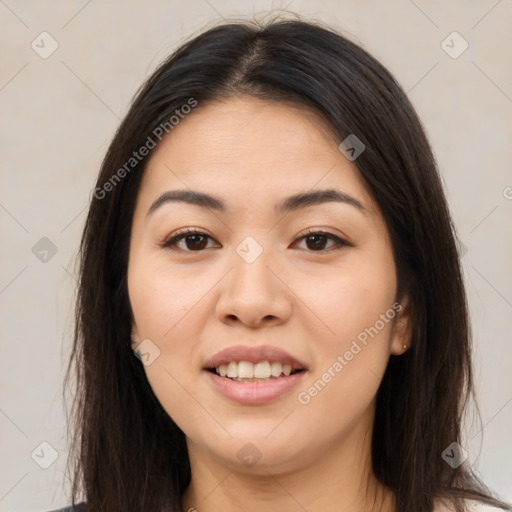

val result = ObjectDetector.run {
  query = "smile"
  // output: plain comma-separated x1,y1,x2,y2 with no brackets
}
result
211,360,303,381
203,344,308,404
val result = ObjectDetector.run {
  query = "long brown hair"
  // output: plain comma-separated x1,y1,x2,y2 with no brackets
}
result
64,14,512,512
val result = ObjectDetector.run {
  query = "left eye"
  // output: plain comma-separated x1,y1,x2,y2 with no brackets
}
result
162,229,349,252
293,231,348,251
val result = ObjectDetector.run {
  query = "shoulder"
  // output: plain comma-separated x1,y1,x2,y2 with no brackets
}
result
434,498,508,512
45,503,86,512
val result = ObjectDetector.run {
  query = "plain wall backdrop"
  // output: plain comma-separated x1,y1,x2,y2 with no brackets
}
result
0,1,511,510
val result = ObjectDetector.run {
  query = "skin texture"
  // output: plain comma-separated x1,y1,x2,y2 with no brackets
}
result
127,97,412,512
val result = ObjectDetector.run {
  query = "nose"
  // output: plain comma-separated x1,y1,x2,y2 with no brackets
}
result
215,245,292,329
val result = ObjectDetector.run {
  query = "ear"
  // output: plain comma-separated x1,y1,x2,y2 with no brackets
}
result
390,295,413,356
130,323,140,350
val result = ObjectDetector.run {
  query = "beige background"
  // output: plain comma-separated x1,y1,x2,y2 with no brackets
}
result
1,1,511,510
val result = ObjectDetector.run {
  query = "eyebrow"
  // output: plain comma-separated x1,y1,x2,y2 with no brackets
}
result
146,188,366,217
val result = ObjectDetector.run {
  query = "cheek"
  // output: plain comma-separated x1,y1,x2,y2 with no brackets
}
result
128,256,213,432
127,250,205,368
293,247,398,418
294,246,397,352
128,254,211,339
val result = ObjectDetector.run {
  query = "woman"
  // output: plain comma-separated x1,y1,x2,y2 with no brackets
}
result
55,15,511,512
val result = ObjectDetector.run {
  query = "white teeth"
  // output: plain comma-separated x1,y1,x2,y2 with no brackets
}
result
254,361,271,378
270,362,282,377
214,360,300,380
227,362,238,378
238,361,254,378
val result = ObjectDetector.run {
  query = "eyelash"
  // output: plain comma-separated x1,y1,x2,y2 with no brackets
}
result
160,227,351,253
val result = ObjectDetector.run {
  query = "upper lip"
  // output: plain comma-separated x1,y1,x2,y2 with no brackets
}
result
204,345,308,370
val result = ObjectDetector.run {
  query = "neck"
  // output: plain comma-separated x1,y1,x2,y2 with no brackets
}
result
181,416,396,512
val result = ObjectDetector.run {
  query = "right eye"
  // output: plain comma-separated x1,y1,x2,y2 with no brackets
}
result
161,228,220,252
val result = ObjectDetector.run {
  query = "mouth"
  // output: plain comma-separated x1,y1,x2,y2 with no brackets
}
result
203,345,308,405
206,360,305,382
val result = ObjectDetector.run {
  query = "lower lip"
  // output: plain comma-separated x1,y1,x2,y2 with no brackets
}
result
205,370,307,405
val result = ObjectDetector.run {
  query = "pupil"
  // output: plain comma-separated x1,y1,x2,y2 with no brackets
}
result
307,234,326,250
187,235,206,250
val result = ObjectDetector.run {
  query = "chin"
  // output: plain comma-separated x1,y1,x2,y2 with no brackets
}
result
189,426,314,475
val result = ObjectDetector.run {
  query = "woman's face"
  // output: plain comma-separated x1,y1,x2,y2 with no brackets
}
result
127,97,410,474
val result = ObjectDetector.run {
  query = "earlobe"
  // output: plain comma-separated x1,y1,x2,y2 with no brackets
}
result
130,325,140,350
390,295,412,355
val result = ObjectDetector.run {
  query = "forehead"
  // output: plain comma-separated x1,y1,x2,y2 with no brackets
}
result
137,97,377,217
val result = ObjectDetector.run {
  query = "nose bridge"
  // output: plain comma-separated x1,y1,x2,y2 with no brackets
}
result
216,233,291,326
231,234,277,297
